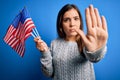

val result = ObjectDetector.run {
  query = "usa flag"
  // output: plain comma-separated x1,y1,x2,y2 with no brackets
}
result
4,7,35,57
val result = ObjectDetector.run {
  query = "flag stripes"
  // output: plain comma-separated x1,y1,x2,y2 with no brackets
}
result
4,8,35,57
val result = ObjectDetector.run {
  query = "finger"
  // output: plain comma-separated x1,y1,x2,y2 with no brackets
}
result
89,4,97,27
40,42,47,47
86,8,92,31
38,40,48,48
40,47,46,52
34,37,40,42
34,38,38,42
40,43,48,52
101,16,107,31
94,8,102,27
37,42,47,52
37,39,43,43
75,29,89,45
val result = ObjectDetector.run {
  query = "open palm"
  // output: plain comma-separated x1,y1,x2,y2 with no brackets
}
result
76,5,108,52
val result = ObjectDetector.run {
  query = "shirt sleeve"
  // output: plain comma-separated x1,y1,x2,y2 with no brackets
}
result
40,42,54,77
83,45,107,63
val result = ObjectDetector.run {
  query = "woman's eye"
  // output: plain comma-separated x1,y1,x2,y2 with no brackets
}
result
74,17,79,21
63,18,70,22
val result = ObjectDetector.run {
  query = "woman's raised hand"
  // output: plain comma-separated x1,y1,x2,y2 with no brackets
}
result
75,4,108,52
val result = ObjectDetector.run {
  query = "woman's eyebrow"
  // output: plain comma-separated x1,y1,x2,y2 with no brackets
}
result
73,16,79,18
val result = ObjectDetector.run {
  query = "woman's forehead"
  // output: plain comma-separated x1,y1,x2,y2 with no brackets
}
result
63,9,79,18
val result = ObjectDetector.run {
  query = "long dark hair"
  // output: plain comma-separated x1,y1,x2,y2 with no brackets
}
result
57,4,84,53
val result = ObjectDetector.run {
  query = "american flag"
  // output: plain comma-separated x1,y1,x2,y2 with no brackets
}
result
4,7,35,57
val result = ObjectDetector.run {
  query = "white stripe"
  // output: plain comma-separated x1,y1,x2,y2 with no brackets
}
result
25,24,35,33
11,39,19,48
15,43,21,55
24,20,33,27
25,33,31,39
4,26,16,42
20,44,24,57
18,43,22,56
8,37,17,46
6,35,14,43
14,22,22,37
4,26,13,41
19,43,24,57
24,18,32,23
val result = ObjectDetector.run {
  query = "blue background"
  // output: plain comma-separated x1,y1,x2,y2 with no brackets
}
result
0,0,119,80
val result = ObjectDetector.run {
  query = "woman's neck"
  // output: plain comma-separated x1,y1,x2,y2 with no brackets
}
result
65,36,76,42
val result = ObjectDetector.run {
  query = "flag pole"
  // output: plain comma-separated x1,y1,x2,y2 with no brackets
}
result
34,27,40,37
31,33,36,38
32,28,41,38
32,28,38,37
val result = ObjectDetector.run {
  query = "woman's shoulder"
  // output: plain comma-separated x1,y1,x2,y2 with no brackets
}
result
51,38,64,44
51,38,77,45
50,38,64,49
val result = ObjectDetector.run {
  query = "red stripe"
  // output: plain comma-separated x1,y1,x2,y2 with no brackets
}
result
4,26,13,41
24,19,35,34
4,26,16,42
14,43,25,57
24,33,31,40
10,37,19,48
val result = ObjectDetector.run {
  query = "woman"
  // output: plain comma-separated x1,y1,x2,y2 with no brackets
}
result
34,4,108,80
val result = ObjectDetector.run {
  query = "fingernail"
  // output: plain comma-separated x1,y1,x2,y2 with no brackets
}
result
89,4,93,8
90,4,93,7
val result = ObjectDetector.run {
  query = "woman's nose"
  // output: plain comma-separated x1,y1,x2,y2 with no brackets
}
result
70,19,75,27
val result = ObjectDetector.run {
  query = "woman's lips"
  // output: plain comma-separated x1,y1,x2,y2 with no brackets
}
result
69,29,75,32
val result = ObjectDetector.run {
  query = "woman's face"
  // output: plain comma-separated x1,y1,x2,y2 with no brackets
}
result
62,8,81,40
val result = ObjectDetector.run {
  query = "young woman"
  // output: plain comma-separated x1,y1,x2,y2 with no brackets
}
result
34,4,108,80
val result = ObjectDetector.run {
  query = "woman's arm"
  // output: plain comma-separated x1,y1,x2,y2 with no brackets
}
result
34,37,54,77
83,45,107,63
40,50,54,77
